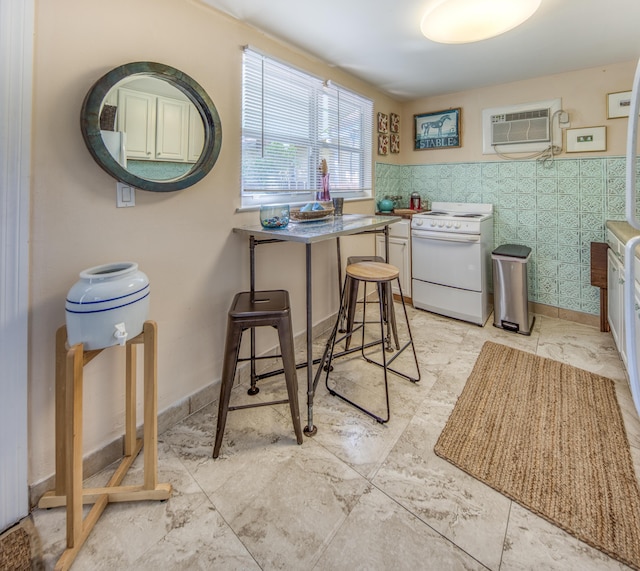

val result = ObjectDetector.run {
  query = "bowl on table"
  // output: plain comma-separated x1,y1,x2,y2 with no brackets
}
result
260,204,290,229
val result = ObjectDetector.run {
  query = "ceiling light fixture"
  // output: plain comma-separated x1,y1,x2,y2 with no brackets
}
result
420,0,542,44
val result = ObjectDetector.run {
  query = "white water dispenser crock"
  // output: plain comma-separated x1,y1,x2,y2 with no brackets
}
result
65,262,150,350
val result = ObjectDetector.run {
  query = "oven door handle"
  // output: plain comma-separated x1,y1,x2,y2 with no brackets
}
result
412,230,480,243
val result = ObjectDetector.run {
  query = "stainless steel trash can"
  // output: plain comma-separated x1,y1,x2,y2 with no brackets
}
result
492,244,534,335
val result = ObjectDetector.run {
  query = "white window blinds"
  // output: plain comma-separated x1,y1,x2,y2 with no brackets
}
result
241,47,373,199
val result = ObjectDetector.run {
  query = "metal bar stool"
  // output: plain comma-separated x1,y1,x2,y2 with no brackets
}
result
324,262,421,424
343,255,399,351
213,290,303,458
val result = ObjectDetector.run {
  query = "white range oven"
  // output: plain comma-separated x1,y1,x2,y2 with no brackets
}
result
411,202,494,325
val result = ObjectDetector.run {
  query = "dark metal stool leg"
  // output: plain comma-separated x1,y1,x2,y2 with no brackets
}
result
277,312,303,444
375,282,391,422
213,319,243,458
383,282,400,351
395,278,422,382
344,275,360,350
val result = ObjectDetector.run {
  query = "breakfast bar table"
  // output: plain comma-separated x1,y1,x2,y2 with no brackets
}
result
233,213,401,435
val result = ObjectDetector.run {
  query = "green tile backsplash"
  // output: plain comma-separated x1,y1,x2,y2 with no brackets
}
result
375,157,629,316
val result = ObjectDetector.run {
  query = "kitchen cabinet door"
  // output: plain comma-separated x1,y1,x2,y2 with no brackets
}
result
117,88,155,160
376,234,411,298
155,96,189,161
608,248,626,364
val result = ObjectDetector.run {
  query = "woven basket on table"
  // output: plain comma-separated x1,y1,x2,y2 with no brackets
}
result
290,204,334,221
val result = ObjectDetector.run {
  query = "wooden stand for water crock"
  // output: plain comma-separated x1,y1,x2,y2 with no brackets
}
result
38,320,172,571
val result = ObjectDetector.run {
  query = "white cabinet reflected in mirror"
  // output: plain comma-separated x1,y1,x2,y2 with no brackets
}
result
100,77,205,182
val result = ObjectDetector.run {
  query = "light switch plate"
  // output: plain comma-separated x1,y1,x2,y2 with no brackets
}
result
116,182,136,207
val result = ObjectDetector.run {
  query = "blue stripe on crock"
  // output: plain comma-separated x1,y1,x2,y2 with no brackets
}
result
65,284,149,305
65,291,150,314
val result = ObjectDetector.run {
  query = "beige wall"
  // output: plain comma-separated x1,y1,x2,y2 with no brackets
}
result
397,60,636,164
29,0,397,486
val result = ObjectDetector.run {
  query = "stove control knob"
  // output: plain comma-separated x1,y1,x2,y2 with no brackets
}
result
415,218,423,227
454,221,461,229
430,220,436,227
445,221,452,228
437,221,444,228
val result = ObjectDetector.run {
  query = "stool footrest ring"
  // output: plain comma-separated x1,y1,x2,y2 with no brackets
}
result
229,398,290,411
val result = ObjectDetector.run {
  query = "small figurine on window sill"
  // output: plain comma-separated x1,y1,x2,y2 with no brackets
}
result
316,158,331,201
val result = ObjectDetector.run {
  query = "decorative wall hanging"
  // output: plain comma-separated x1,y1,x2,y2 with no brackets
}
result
414,108,461,150
378,134,389,155
566,126,607,153
607,90,632,119
390,133,400,154
377,112,389,134
390,112,400,133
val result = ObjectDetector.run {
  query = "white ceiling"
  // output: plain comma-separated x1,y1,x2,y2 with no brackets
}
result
201,0,640,101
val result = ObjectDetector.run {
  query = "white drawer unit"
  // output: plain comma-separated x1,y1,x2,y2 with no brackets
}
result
608,247,626,364
376,219,411,298
607,228,640,366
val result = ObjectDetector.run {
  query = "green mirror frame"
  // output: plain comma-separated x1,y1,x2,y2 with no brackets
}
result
81,62,222,192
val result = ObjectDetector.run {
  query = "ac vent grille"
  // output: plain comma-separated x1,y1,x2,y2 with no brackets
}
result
491,108,550,146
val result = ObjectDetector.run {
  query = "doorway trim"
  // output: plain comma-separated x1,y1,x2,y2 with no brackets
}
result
0,0,34,530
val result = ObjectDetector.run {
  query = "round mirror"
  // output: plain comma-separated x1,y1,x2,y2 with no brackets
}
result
81,62,222,192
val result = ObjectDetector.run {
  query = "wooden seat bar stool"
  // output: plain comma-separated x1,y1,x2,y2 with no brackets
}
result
343,255,399,351
38,321,172,571
213,290,304,458
324,262,420,424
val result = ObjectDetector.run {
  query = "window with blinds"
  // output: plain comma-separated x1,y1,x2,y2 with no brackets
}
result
241,47,373,206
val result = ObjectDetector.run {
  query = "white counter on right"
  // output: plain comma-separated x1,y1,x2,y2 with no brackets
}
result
605,220,640,366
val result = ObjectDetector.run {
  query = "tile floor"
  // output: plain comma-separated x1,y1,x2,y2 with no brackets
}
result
32,305,640,570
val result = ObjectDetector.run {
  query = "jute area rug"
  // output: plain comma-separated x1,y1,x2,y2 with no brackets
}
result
0,516,42,570
434,341,640,570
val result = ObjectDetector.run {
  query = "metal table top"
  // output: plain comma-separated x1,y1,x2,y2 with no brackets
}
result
233,214,401,243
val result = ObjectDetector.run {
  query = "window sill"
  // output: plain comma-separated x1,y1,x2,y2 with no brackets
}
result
236,196,373,213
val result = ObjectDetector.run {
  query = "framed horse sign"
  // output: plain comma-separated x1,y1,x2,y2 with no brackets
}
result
414,108,461,150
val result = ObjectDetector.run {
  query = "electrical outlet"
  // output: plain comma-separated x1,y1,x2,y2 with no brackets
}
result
116,182,136,207
559,111,570,129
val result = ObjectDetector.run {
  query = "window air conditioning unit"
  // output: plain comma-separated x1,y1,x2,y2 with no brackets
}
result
491,109,549,145
482,98,561,154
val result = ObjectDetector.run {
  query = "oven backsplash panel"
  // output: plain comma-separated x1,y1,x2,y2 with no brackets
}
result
375,157,630,316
